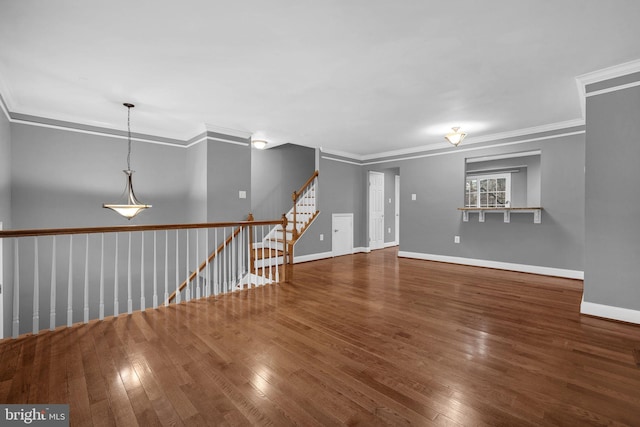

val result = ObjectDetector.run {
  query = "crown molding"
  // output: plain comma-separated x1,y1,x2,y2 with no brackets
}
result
575,59,640,87
575,59,640,118
204,123,252,139
360,119,585,162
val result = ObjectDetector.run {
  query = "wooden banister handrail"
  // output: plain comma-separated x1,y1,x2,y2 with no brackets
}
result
293,170,319,202
167,224,245,304
0,219,283,239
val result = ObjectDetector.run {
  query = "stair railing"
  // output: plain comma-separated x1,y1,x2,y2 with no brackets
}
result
291,170,319,242
0,217,287,339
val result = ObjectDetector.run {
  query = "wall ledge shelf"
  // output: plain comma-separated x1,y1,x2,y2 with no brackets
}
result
458,207,543,224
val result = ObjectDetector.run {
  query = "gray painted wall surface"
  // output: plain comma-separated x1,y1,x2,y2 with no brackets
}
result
295,155,366,256
251,143,315,220
11,123,188,228
206,140,251,222
186,141,207,223
584,84,640,311
1,107,12,338
366,132,584,271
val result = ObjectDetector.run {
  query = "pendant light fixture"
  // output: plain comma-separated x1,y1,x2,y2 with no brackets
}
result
103,103,152,219
444,126,467,147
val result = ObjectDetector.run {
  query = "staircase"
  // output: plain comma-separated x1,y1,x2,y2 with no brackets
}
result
249,171,319,282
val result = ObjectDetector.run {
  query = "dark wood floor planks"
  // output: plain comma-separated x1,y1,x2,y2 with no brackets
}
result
1,247,640,426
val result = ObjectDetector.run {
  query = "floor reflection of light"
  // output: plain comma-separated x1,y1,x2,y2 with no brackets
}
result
252,366,270,395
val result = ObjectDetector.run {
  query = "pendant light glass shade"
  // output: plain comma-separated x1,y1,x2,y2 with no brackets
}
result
445,126,467,147
103,169,151,219
103,103,151,219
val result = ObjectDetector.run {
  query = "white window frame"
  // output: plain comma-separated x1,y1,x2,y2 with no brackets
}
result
465,173,511,208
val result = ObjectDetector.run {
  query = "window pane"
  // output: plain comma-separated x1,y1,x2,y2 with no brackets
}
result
469,193,477,207
497,178,506,191
496,192,506,206
487,179,496,191
480,193,488,207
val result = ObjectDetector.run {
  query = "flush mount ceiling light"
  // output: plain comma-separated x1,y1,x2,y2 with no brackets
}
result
251,135,268,149
103,103,152,220
445,126,467,147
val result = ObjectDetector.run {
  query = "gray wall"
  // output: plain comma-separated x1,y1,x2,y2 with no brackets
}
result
296,155,366,256
584,81,640,311
305,129,584,272
186,140,208,223
392,133,583,270
251,143,315,220
1,103,12,338
11,123,188,228
206,139,251,222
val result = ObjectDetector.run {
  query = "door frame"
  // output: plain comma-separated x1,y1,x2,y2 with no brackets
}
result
395,175,400,246
332,213,353,257
368,171,385,251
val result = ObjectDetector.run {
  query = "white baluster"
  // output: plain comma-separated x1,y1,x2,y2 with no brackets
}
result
99,234,104,320
127,232,132,314
231,228,236,290
153,231,158,309
175,230,180,304
83,234,89,324
12,239,19,338
275,227,280,283
140,232,145,311
223,228,227,292
185,230,190,302
196,229,201,300
164,230,169,306
50,236,57,330
213,229,218,296
268,227,273,283
246,226,251,288
33,237,39,335
67,235,73,327
114,233,119,317
205,228,210,298
260,225,264,285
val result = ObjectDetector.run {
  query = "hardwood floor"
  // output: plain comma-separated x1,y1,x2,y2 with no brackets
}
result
2,248,640,426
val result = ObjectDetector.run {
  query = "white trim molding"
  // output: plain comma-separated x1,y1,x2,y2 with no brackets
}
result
294,251,333,264
293,247,370,264
397,251,584,280
384,241,398,248
580,299,640,325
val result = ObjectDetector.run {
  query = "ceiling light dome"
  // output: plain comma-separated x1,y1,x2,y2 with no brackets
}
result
445,127,467,147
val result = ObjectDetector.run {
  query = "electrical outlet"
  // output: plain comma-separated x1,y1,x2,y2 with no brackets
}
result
388,227,391,234
411,193,417,201
454,236,460,244
320,234,324,241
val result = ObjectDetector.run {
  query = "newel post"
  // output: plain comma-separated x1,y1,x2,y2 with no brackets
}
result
291,191,299,241
247,213,255,275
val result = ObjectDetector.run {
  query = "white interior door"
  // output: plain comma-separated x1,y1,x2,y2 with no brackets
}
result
332,214,353,257
368,171,384,250
395,175,400,245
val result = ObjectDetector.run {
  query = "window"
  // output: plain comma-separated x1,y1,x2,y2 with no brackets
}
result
465,173,511,208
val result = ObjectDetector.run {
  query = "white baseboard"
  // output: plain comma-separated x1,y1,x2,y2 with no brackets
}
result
294,247,371,263
384,241,398,248
397,251,584,280
580,299,640,325
294,251,333,264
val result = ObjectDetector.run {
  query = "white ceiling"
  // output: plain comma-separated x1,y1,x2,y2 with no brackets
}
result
1,0,640,157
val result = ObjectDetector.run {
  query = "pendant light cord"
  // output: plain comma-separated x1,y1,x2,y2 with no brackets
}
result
126,104,132,171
